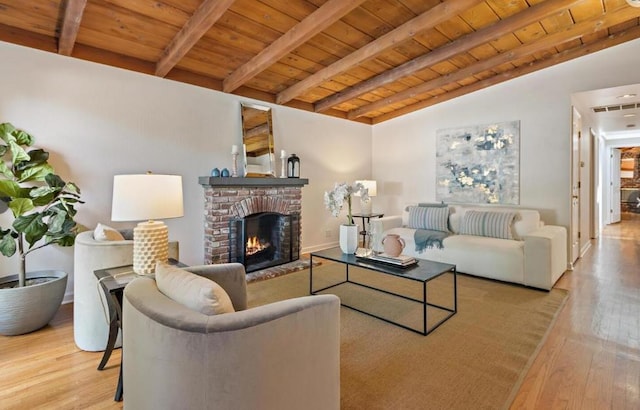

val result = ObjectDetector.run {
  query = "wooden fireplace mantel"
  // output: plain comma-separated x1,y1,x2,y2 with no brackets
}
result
199,176,309,187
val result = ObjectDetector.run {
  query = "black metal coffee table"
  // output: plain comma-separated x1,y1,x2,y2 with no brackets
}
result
310,247,456,335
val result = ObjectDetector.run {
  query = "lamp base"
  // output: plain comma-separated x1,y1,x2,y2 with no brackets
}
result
360,197,373,215
133,221,169,275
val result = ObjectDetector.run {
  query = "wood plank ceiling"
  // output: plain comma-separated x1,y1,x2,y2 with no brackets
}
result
1,0,639,124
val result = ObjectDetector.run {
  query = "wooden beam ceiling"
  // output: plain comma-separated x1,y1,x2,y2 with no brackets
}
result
222,0,368,93
314,0,586,113
372,25,640,124
155,0,235,78
275,0,485,105
58,0,87,56
350,4,639,119
1,0,639,124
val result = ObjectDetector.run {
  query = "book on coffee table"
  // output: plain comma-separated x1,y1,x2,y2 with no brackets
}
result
355,249,417,267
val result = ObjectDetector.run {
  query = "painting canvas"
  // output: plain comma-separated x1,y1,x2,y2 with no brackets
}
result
436,121,520,204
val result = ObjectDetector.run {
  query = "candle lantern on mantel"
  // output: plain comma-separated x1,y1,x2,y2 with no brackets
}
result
287,154,300,178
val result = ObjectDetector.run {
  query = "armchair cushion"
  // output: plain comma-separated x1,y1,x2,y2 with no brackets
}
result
185,263,248,311
155,263,235,315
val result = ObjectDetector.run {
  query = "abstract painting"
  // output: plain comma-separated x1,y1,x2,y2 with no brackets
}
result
436,121,520,204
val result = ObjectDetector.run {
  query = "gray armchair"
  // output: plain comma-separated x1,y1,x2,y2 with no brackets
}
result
122,263,340,410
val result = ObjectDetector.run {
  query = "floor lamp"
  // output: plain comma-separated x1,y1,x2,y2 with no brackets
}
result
111,173,184,275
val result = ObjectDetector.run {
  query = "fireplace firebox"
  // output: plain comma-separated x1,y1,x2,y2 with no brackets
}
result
229,212,300,273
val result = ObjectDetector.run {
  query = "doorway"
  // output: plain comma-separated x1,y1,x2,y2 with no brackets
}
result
615,147,640,223
570,107,581,266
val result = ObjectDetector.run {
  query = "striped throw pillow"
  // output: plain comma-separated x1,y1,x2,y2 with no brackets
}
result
459,210,516,240
407,206,450,232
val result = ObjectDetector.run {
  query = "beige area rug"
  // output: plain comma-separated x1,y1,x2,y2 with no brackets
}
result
247,263,568,410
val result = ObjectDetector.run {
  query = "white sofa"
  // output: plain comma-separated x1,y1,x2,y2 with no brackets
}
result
370,204,567,290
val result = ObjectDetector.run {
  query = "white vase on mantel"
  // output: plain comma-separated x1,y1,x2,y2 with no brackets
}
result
339,224,358,254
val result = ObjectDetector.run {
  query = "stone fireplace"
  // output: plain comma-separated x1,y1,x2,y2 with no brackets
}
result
199,177,309,271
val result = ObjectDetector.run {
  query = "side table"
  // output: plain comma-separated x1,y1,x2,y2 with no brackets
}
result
352,213,384,247
94,259,186,401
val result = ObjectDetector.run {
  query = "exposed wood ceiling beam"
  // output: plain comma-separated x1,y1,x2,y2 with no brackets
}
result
372,25,640,124
276,0,484,105
223,0,367,93
314,0,585,113
350,5,639,119
155,0,236,78
58,0,87,56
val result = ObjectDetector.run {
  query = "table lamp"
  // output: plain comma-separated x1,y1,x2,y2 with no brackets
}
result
111,173,184,274
355,180,377,215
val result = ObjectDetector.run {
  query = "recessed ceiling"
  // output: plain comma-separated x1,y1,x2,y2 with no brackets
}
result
1,0,640,124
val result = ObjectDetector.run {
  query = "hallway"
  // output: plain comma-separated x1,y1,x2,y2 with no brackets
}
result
511,219,640,408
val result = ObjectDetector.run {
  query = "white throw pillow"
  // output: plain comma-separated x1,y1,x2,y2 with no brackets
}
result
155,262,235,315
93,223,125,241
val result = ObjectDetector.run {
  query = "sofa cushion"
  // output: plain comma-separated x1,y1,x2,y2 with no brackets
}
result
93,223,125,241
155,262,235,315
442,234,525,283
407,206,450,232
510,210,542,240
459,210,517,240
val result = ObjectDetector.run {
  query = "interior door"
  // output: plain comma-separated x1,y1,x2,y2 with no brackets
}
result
610,148,621,223
570,108,581,265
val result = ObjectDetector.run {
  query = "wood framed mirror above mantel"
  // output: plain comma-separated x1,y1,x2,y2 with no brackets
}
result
241,102,275,177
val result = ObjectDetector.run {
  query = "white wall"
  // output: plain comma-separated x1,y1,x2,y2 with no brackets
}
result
0,41,371,299
372,38,640,238
4,36,639,299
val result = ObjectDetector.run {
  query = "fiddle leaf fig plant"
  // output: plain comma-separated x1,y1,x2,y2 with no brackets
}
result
0,122,82,287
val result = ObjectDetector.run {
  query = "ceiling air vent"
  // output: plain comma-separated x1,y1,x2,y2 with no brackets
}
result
627,124,636,128
591,102,639,113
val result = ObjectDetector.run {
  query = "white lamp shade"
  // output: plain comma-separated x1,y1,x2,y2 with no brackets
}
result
111,174,184,221
355,180,377,197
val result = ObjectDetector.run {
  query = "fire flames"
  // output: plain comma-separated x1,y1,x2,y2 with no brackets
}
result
246,236,269,256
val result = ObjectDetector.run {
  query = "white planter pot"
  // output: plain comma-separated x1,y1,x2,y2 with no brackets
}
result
339,224,358,254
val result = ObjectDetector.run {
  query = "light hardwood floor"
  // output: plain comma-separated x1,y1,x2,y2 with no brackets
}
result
1,221,639,409
511,219,640,409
